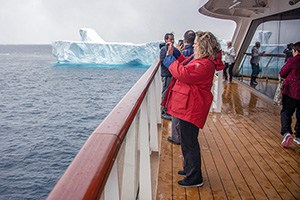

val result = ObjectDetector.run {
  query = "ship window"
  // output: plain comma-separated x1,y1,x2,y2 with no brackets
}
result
236,10,300,99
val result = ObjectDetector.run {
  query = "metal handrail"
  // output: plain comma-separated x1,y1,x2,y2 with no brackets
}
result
243,52,285,57
237,52,286,80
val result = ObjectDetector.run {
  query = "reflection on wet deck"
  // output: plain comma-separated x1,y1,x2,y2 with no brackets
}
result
236,77,278,99
156,81,300,200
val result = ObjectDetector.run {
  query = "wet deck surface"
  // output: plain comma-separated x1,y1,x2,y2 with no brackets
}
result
156,81,300,200
237,77,278,99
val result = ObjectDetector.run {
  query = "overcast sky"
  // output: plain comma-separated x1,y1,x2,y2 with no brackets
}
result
0,0,236,44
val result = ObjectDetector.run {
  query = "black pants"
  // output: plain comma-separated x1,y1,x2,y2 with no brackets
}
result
177,117,202,183
281,94,300,137
250,63,260,83
161,76,172,115
223,62,233,82
171,116,181,143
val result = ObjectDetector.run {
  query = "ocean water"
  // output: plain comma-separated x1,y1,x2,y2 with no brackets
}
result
0,45,148,200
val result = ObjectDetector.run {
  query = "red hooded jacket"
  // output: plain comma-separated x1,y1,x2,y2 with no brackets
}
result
162,52,224,128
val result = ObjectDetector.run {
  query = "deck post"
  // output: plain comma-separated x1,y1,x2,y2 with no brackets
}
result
210,71,223,112
149,82,159,152
120,118,138,200
216,70,223,112
138,98,152,200
155,66,162,124
104,161,120,200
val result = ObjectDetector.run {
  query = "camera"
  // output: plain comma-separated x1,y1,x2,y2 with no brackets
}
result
178,40,184,46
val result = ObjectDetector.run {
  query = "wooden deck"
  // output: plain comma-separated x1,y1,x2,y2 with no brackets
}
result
156,81,300,200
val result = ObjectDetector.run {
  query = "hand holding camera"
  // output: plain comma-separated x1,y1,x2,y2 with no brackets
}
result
177,40,184,51
166,42,174,55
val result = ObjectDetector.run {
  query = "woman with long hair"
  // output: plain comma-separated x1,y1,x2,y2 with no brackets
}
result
162,31,224,187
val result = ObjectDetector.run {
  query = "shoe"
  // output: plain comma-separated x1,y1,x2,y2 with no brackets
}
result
167,136,180,145
161,113,172,120
293,137,300,145
281,133,292,148
178,170,186,177
178,179,204,188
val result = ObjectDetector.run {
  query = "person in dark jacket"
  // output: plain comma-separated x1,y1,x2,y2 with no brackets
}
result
162,31,224,187
250,41,265,85
283,43,294,62
160,33,175,120
167,30,196,145
181,30,195,57
280,41,300,148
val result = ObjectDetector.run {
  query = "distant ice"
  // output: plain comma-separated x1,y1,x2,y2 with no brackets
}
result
79,28,106,43
52,28,161,65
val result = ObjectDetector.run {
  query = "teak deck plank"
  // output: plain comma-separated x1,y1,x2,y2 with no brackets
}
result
156,82,300,200
156,120,172,200
200,129,227,199
203,120,242,199
172,145,185,200
218,116,270,200
206,118,254,199
239,117,299,199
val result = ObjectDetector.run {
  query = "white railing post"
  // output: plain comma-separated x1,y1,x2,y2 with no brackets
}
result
120,118,138,200
216,70,223,112
104,161,120,200
155,66,162,124
148,82,159,152
210,70,223,112
138,98,152,200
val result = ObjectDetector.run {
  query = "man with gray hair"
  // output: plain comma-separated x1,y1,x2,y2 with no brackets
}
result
223,41,236,83
250,41,265,85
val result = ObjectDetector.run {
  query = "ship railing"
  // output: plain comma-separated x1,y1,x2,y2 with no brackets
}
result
237,53,286,82
46,60,223,200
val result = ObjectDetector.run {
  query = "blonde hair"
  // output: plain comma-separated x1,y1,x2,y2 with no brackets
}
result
194,31,220,59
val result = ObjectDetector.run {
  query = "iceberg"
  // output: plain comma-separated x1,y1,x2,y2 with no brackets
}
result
52,28,161,65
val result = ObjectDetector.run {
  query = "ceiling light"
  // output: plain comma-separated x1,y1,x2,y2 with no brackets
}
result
229,1,241,9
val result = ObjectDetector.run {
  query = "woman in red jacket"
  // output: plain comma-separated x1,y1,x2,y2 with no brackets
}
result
162,31,224,187
280,41,300,148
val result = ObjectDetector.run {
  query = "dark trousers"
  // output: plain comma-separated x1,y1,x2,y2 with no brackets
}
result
250,63,260,83
171,116,181,143
223,62,233,82
177,118,202,183
161,76,172,115
281,94,300,137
